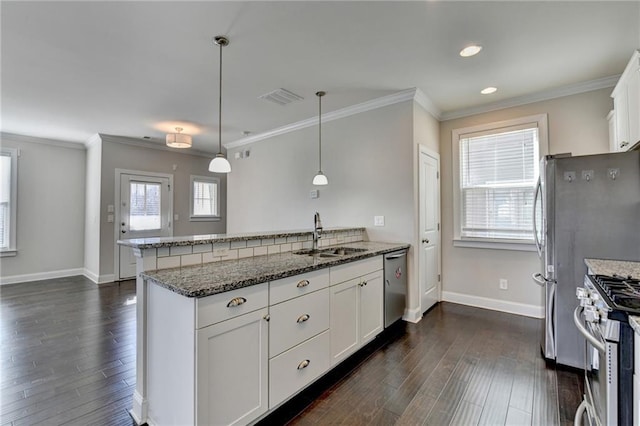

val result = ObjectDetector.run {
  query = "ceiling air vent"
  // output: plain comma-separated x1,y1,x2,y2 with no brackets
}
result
258,88,304,106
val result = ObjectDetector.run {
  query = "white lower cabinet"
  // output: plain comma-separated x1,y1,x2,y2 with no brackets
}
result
196,312,269,426
147,256,386,426
330,262,384,366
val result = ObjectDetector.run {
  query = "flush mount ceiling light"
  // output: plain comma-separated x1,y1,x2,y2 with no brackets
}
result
459,45,483,57
166,127,192,148
312,91,328,186
208,35,232,174
481,86,498,94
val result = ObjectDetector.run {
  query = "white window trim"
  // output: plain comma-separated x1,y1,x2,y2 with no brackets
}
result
452,113,549,251
0,147,18,257
190,175,221,221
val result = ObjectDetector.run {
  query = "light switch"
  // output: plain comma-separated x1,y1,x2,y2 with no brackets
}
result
310,190,319,199
374,216,385,226
174,214,179,221
107,214,114,223
107,204,114,213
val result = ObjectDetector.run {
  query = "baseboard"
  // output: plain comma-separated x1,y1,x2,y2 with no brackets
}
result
403,307,423,323
83,269,115,284
0,268,85,285
441,291,544,319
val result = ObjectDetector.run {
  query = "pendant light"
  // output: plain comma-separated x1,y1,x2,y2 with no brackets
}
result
312,91,328,186
208,36,232,173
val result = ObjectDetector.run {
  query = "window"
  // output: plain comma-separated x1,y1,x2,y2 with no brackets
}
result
452,114,548,250
130,182,162,231
0,148,18,256
190,175,220,221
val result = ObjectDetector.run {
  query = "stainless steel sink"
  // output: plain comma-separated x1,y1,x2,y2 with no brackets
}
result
293,246,367,257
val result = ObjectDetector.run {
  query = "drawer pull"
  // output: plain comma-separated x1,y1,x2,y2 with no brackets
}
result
297,359,310,370
226,297,247,308
297,314,310,323
297,279,310,288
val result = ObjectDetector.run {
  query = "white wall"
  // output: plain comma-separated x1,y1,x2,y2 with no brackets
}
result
439,88,612,315
0,134,86,283
99,137,227,278
84,135,102,281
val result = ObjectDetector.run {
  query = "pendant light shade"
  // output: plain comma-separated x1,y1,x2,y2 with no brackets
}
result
166,127,192,148
209,35,232,174
313,91,328,186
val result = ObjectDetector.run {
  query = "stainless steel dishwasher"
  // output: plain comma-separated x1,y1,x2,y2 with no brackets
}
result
383,249,408,327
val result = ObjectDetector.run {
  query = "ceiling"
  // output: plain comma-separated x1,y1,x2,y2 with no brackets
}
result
2,1,639,151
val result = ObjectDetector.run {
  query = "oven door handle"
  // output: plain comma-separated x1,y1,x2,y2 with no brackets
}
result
573,306,605,354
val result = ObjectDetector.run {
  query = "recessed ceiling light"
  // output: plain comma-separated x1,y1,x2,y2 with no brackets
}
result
481,87,497,95
460,45,482,57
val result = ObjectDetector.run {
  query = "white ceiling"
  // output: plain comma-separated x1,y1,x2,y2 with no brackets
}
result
2,1,639,151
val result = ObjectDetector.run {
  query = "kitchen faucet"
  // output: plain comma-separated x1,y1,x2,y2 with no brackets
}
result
313,212,323,251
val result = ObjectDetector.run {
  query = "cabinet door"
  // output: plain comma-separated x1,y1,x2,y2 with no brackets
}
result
330,278,359,366
196,308,269,426
614,88,630,150
626,65,640,148
359,270,384,344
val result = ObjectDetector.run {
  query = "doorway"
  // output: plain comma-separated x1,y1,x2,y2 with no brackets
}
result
115,170,173,280
418,146,440,313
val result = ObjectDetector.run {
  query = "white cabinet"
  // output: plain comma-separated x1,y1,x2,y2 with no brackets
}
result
611,50,640,152
329,258,384,366
196,308,269,426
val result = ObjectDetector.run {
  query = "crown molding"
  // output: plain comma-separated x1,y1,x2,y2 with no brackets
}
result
0,132,85,150
98,134,215,158
224,88,435,149
414,88,442,120
440,74,620,121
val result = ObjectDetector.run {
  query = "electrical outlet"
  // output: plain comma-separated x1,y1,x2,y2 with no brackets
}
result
374,216,385,226
499,279,508,290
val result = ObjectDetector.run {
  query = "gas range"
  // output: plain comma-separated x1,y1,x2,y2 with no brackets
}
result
588,274,640,315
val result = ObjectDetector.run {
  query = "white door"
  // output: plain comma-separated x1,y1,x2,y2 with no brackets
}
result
419,146,440,313
118,173,172,279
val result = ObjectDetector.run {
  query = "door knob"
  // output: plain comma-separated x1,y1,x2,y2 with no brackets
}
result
121,230,127,234
422,239,429,244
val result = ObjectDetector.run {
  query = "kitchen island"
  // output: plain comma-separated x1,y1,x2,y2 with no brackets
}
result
118,228,408,425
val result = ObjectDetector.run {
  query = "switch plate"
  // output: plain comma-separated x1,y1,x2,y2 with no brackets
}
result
107,204,114,213
309,190,319,199
174,214,179,221
374,216,385,226
234,152,241,160
107,214,114,223
213,248,229,257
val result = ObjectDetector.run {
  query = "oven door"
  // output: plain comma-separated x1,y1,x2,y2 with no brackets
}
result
574,306,615,426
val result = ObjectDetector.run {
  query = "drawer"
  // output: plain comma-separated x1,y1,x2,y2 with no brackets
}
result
269,330,330,409
270,269,330,305
269,288,329,357
196,283,268,329
330,256,382,285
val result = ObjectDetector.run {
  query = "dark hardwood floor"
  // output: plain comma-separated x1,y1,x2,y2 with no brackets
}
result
1,276,583,425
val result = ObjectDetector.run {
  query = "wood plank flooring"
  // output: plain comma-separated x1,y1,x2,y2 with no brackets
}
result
1,276,583,425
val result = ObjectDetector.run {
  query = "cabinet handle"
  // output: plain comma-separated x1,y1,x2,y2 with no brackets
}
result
297,314,310,323
297,279,310,288
226,297,247,308
263,314,270,322
297,359,310,370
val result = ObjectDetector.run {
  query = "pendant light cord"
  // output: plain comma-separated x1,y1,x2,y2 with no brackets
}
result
218,41,223,155
318,93,322,172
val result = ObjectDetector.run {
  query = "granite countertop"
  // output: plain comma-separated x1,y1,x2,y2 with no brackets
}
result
584,258,640,279
630,316,640,335
141,241,409,298
118,227,365,249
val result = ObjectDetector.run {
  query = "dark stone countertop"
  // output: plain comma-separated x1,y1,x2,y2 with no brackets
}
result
141,241,409,298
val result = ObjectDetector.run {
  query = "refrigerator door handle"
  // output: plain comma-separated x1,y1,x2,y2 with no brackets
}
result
533,177,542,257
547,282,556,356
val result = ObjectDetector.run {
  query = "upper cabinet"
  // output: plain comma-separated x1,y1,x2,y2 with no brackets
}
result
611,50,640,152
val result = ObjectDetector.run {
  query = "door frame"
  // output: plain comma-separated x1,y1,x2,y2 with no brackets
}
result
417,144,441,315
114,168,174,281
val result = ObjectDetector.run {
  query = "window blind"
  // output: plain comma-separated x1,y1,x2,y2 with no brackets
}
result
193,180,218,216
459,126,539,240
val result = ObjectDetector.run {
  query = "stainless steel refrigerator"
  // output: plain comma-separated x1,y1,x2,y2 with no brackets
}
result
532,150,640,369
